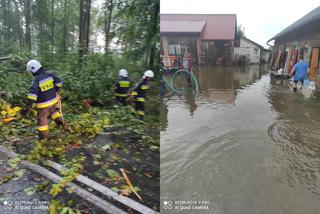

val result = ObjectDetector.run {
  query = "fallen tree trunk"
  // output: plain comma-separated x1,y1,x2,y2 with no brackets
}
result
45,160,158,214
0,56,11,61
0,145,126,214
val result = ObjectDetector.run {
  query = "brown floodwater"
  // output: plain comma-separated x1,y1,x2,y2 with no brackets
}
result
160,65,320,213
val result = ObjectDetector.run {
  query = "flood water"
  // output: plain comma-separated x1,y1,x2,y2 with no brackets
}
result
160,65,320,214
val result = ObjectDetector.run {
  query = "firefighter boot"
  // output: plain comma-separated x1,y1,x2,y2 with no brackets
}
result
55,118,68,131
39,130,49,139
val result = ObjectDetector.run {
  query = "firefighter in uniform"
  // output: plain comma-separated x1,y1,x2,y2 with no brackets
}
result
114,69,131,105
131,70,154,118
23,59,66,139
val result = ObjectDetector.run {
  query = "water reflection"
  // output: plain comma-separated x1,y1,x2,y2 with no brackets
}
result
185,89,197,115
161,64,320,213
160,99,168,131
196,65,263,105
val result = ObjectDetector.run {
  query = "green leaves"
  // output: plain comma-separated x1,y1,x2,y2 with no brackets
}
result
24,186,37,196
101,144,112,151
67,108,111,138
49,199,81,214
0,175,15,185
49,155,85,197
106,169,120,181
49,184,63,197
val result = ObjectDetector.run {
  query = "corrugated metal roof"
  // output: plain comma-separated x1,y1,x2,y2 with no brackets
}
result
160,21,206,33
269,6,320,41
160,14,237,40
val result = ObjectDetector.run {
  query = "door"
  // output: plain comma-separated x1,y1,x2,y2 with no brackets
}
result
309,48,319,81
275,49,281,69
288,50,298,73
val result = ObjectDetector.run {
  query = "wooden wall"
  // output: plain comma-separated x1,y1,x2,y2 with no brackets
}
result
161,33,234,65
272,20,320,96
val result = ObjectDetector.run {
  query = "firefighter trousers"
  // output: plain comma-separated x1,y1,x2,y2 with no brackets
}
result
115,95,128,105
37,105,64,139
134,100,145,118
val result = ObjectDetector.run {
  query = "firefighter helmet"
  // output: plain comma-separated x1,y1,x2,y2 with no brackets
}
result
143,70,154,78
119,69,128,77
27,60,42,73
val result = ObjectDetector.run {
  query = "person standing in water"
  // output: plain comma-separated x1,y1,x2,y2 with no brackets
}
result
290,55,309,92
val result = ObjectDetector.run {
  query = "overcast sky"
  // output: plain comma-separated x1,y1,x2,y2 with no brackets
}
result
161,0,320,48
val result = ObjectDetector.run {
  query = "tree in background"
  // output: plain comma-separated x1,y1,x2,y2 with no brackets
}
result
79,0,91,58
0,0,159,70
116,0,160,69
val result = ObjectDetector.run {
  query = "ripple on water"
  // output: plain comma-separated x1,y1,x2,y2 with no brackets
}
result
268,119,320,195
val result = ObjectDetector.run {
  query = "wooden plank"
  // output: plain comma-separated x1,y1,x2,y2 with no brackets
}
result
309,48,319,81
162,36,169,57
196,37,201,64
45,160,159,214
0,145,127,214
274,49,282,69
0,57,11,61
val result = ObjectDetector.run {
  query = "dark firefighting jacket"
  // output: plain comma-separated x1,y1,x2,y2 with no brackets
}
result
114,77,131,97
131,78,150,102
27,70,62,108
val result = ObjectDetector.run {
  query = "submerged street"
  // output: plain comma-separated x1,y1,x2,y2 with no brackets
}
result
160,65,320,213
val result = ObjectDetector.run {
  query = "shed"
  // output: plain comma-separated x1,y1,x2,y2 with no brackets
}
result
234,36,267,64
160,14,237,65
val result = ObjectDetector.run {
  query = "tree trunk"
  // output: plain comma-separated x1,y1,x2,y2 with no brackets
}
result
85,0,91,51
104,0,113,54
2,0,9,43
51,0,54,53
147,2,159,68
62,0,68,54
13,0,24,48
24,0,31,52
79,0,91,58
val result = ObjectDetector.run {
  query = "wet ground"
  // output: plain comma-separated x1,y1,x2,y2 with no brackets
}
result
0,125,159,213
82,128,160,211
0,154,50,214
0,153,104,214
160,65,320,213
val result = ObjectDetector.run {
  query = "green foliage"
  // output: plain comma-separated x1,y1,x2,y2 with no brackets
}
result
0,175,15,185
49,155,85,197
107,105,143,126
0,0,159,210
49,199,81,214
116,0,160,68
0,53,32,105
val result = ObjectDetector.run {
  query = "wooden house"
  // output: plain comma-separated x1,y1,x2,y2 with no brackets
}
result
267,6,320,83
160,14,237,66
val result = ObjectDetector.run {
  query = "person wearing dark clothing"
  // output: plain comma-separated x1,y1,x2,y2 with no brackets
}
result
23,59,65,139
131,70,154,118
114,69,131,105
181,51,193,85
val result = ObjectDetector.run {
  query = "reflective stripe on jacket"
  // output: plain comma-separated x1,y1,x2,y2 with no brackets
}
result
132,78,150,100
115,77,131,97
27,70,62,109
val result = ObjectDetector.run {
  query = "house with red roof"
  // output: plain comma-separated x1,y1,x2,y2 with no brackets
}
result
160,14,237,66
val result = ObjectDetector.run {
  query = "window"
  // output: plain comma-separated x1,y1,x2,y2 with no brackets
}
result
254,48,258,55
168,43,182,56
168,43,190,56
175,45,181,55
169,44,176,55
